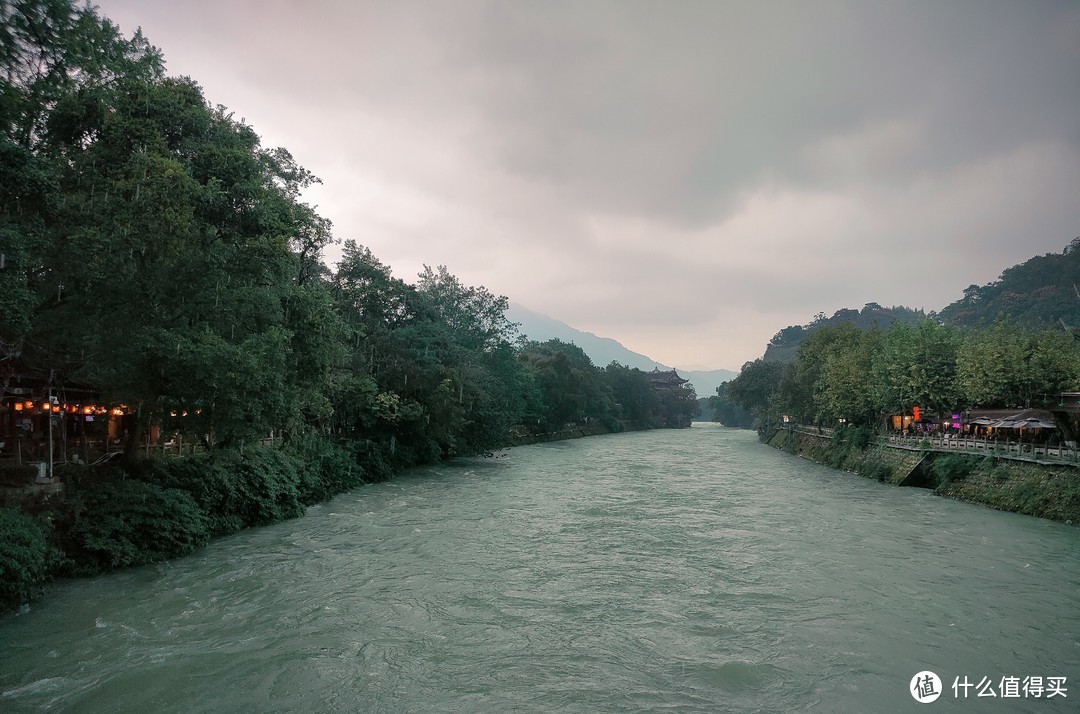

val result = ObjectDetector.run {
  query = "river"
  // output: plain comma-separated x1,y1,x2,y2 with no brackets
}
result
2,424,1078,712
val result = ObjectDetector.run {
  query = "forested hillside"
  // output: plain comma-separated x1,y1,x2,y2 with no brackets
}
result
0,0,698,610
938,238,1080,330
751,238,1079,369
0,1,696,457
761,304,927,363
713,244,1080,429
717,238,1080,432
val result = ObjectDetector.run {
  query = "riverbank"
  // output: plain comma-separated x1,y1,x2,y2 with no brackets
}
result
766,428,1080,524
508,420,660,446
1,421,679,613
8,425,1079,712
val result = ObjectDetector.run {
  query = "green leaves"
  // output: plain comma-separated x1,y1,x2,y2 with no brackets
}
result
519,340,613,429
3,0,733,481
729,358,785,425
0,2,343,448
0,507,53,610
939,239,1080,330
957,321,1080,408
55,479,209,576
749,311,1080,431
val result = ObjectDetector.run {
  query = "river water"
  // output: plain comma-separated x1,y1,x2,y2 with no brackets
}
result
2,424,1078,712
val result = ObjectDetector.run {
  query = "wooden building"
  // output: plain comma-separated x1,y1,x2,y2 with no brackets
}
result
645,368,690,390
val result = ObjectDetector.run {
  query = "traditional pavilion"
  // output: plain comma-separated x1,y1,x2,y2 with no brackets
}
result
645,368,690,390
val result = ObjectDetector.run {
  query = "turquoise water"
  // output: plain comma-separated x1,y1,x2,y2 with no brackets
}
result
2,424,1078,712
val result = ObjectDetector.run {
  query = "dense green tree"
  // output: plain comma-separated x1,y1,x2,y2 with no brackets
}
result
414,265,528,454
773,324,872,425
707,381,754,428
0,0,346,450
601,362,659,428
956,322,1029,408
329,242,428,457
330,248,535,462
655,381,700,428
727,358,786,428
0,0,162,397
34,75,333,449
519,339,616,430
817,326,882,424
957,322,1080,408
763,303,925,363
872,321,961,417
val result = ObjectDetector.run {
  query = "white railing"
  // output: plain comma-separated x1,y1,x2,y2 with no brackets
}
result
883,433,1080,465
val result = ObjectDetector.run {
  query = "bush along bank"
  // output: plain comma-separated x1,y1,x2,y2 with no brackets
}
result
930,456,1080,524
0,418,670,613
1,434,370,613
765,426,1080,525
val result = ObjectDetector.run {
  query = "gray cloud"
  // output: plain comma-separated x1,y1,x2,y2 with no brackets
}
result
97,0,1080,369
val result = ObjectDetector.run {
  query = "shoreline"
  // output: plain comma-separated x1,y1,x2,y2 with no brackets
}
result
765,428,1080,525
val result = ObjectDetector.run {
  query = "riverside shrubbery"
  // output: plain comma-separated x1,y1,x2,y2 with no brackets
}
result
824,425,876,469
53,478,210,576
283,432,369,505
142,448,305,537
0,435,376,609
0,508,53,610
929,454,977,486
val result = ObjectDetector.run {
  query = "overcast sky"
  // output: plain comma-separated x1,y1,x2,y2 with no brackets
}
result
97,0,1080,371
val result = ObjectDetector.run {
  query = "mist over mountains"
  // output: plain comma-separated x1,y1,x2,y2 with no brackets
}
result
506,304,737,397
508,238,1080,399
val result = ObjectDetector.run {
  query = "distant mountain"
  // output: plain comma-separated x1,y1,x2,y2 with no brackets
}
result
506,303,737,397
673,368,740,399
938,237,1080,330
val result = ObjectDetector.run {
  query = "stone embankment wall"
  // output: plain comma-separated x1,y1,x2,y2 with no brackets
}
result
934,461,1080,524
766,429,1079,525
767,429,924,485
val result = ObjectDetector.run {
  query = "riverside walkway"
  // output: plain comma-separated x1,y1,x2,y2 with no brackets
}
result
883,433,1080,467
790,425,1080,468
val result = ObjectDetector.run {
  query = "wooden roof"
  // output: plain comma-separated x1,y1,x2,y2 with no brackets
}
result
645,368,689,386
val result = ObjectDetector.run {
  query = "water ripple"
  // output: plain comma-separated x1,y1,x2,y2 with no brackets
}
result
2,425,1078,712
